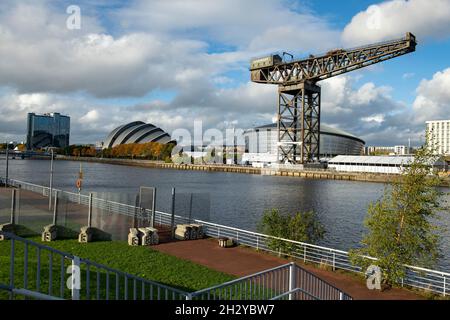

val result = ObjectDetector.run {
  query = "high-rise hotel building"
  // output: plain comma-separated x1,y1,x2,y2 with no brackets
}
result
26,112,70,150
426,120,450,156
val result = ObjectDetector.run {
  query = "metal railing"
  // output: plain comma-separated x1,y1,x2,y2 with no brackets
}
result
4,178,450,297
0,231,189,300
187,263,351,300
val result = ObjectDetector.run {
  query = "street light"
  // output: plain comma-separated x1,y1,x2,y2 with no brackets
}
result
4,141,8,188
49,149,54,210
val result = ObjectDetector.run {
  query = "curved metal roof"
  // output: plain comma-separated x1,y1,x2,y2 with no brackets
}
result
112,123,156,147
104,121,145,148
104,121,172,149
250,123,365,144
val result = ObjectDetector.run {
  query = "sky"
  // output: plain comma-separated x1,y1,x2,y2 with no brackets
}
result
0,0,449,147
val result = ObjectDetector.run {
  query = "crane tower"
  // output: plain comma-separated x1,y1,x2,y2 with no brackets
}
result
250,32,417,164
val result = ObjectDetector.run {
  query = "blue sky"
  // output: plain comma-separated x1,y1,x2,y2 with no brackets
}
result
0,0,449,146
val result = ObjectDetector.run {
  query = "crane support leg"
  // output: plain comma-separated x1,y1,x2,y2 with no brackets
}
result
277,82,321,164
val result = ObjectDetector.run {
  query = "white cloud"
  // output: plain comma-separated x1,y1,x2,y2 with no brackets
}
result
118,0,340,53
342,0,450,46
412,68,450,123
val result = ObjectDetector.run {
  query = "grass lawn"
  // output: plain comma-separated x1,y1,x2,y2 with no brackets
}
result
0,236,235,299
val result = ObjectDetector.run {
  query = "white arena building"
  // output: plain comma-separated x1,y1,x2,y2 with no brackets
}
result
242,123,365,165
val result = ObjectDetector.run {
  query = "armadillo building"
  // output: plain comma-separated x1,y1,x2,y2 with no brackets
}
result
103,121,173,149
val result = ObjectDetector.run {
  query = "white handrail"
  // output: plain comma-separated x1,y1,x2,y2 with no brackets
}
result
5,177,449,296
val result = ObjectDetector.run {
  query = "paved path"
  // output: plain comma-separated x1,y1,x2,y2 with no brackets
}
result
153,238,423,300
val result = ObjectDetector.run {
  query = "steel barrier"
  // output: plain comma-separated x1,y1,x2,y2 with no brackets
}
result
5,178,449,297
0,231,189,300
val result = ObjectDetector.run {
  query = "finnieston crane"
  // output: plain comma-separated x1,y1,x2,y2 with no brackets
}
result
250,32,417,165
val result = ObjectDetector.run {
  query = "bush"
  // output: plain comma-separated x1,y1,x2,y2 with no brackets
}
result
258,209,325,256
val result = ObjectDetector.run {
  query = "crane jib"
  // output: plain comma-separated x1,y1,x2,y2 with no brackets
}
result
249,32,417,165
250,32,417,85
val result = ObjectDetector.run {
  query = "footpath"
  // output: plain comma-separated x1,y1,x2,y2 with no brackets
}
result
153,238,423,300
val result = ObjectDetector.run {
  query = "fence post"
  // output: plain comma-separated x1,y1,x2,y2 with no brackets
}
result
188,193,193,224
88,193,93,228
303,246,306,263
185,293,192,300
10,188,16,224
332,252,336,271
53,190,59,225
71,256,80,300
16,186,21,224
289,263,296,300
444,276,447,297
151,188,157,228
171,188,175,239
256,236,259,250
339,292,344,300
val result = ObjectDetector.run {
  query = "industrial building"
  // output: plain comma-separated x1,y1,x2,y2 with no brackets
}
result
242,123,365,165
328,155,447,174
104,121,173,149
26,112,70,150
426,120,450,156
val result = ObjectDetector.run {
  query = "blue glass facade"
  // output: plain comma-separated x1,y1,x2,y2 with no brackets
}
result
26,113,70,150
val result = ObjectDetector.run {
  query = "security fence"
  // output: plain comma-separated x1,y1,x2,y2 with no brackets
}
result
188,263,351,300
2,178,450,297
0,231,189,300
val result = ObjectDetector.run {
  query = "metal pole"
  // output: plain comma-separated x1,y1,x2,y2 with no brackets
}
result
151,188,156,228
5,141,9,187
88,192,93,228
289,263,296,301
48,149,54,210
171,188,175,239
188,193,193,223
53,190,58,225
10,188,16,225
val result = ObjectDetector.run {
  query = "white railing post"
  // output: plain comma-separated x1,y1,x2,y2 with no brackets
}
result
185,293,192,300
339,292,344,300
289,263,296,300
332,252,336,271
88,193,93,228
444,276,447,297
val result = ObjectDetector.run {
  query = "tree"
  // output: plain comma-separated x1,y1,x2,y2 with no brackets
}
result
258,209,325,256
349,145,447,286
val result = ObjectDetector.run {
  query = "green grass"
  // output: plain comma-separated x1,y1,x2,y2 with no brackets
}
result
0,236,235,300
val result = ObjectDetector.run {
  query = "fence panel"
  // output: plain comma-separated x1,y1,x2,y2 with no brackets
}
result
0,189,12,225
0,231,190,300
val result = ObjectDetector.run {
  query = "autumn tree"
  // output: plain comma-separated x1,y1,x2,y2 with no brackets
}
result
349,145,448,286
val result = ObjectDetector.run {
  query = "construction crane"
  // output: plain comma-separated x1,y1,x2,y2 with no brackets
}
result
250,32,417,165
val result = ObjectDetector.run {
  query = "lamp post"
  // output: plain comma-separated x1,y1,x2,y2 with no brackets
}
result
5,141,9,188
48,149,54,210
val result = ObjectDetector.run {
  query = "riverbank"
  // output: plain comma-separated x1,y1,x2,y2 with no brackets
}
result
56,156,450,187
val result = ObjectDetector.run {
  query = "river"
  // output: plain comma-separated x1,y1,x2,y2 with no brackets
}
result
1,158,449,270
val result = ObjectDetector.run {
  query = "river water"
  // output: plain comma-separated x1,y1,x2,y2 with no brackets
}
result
1,158,449,270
